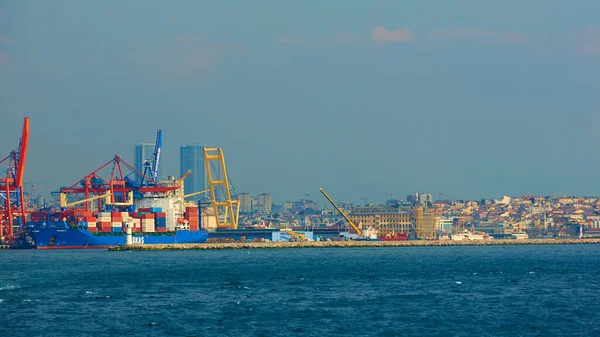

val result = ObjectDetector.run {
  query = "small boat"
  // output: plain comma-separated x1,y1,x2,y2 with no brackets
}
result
450,229,493,241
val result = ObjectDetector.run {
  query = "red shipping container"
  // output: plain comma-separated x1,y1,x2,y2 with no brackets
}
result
100,227,111,233
155,212,166,217
142,214,154,219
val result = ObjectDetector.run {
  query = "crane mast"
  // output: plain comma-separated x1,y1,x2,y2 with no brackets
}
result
0,117,29,240
151,129,162,183
318,187,362,237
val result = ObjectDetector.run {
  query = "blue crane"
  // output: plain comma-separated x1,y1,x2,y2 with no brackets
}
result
151,129,162,184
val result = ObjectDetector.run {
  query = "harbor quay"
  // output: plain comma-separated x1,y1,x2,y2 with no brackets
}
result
109,238,600,251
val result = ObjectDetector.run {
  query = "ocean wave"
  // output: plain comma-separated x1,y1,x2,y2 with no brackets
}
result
0,284,21,291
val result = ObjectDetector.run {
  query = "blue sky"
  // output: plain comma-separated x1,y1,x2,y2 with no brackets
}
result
1,1,600,204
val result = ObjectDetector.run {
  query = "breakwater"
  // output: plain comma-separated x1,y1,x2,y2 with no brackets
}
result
109,238,600,251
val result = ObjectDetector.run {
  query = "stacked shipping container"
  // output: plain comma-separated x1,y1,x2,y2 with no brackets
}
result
155,212,167,232
30,205,202,234
185,206,199,231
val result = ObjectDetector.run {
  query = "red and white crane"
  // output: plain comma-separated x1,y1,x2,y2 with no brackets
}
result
0,117,29,242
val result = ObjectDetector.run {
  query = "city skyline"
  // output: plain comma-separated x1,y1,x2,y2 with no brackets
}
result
1,1,600,203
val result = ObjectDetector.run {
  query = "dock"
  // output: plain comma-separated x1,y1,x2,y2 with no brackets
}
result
109,238,600,251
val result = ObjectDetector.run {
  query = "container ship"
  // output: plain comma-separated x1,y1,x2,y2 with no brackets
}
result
27,206,208,249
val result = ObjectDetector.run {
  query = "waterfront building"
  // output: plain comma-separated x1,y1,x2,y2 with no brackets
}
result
436,216,455,232
411,205,436,239
180,144,206,199
348,206,411,236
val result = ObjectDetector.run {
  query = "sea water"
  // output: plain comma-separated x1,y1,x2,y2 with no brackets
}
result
1,245,600,336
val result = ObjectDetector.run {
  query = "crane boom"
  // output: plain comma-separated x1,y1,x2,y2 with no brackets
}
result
15,117,29,187
318,187,362,236
60,192,112,208
176,170,191,187
151,129,162,183
183,189,209,199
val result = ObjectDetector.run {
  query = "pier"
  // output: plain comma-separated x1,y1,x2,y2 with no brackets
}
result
109,238,600,251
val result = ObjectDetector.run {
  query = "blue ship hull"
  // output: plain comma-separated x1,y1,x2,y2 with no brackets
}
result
28,222,208,249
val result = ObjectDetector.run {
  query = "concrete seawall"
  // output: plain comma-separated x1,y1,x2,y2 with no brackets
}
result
109,238,600,251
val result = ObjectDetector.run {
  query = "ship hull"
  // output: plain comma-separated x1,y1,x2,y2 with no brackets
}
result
29,226,209,249
379,233,409,241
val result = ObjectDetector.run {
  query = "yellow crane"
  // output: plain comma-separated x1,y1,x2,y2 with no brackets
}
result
60,192,113,208
204,148,240,229
183,189,209,199
176,170,191,190
174,171,209,200
286,231,306,241
318,187,362,237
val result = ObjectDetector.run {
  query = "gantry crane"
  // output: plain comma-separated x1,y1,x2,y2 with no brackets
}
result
59,154,176,212
204,148,240,229
0,117,29,242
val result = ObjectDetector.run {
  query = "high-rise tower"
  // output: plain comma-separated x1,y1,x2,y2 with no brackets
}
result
134,143,155,183
180,144,206,199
